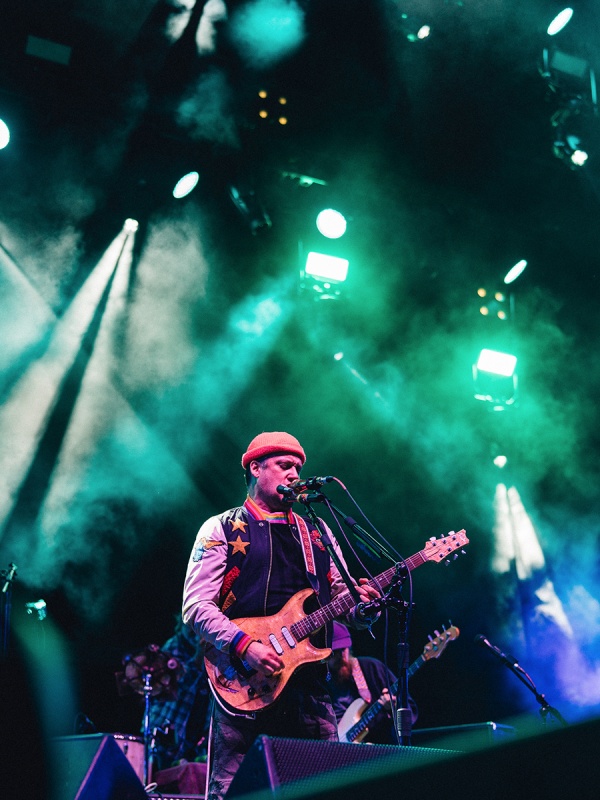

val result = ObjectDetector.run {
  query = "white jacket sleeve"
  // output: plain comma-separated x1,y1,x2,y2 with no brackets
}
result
182,515,244,652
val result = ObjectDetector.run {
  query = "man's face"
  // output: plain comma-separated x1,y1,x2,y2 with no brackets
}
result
250,453,303,512
328,647,352,682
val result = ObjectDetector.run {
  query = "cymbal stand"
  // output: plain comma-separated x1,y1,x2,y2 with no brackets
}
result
141,671,154,786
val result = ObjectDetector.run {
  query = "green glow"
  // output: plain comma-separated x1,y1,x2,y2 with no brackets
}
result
547,8,573,36
477,349,517,377
305,252,349,282
316,209,347,239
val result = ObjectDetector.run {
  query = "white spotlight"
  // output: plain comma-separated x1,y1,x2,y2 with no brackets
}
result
0,118,10,150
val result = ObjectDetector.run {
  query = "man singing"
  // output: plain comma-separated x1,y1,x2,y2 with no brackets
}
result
182,431,380,800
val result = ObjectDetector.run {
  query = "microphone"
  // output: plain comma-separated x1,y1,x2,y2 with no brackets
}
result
475,634,519,667
277,476,334,495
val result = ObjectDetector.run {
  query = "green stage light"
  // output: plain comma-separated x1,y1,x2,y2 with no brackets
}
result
476,349,517,377
173,171,199,199
305,251,349,283
316,209,347,239
547,8,573,36
0,118,10,149
473,349,518,407
504,260,527,285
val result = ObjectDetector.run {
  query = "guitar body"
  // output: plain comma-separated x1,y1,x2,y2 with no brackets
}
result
337,697,370,743
204,588,331,714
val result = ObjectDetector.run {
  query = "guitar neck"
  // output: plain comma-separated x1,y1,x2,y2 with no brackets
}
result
345,654,423,742
291,554,426,641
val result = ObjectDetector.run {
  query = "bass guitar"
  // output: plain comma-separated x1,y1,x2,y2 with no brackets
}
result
204,530,468,713
337,624,460,743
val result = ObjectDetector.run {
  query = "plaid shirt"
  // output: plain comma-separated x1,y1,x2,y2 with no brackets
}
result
145,626,211,768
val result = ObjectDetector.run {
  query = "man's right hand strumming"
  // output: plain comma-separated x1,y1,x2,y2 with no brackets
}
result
244,641,284,676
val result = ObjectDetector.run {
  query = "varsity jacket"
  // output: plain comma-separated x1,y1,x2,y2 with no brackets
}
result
182,503,363,653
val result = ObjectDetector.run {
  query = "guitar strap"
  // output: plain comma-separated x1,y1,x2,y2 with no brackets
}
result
351,657,372,703
293,513,319,594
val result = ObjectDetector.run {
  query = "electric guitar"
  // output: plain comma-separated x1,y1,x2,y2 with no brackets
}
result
337,624,460,743
204,530,468,713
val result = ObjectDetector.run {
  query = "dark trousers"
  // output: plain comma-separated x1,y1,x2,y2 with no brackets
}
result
206,676,338,800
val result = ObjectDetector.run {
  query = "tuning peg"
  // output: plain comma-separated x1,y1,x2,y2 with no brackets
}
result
434,630,440,637
461,549,466,555
445,559,450,566
429,536,436,542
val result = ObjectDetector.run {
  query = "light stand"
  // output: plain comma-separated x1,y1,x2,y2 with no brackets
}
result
1,562,18,658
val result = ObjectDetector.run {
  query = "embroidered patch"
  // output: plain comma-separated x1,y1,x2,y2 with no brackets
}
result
310,529,326,551
220,566,241,600
231,518,248,532
229,535,250,555
192,537,222,562
222,591,236,613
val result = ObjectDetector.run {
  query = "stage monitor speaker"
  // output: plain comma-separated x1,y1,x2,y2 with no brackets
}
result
226,736,458,799
51,734,148,800
226,717,600,800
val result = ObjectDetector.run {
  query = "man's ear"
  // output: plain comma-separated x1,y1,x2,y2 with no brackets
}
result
249,460,261,479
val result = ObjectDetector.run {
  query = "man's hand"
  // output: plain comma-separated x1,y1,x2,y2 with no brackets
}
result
378,688,395,711
357,577,380,604
244,641,284,677
354,577,381,623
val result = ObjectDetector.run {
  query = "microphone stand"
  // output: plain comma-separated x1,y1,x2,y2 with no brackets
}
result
500,658,568,729
386,581,414,747
326,502,398,565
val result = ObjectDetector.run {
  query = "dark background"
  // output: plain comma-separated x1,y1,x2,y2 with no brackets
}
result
1,0,599,768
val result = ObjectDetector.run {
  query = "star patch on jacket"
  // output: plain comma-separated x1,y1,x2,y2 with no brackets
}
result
229,535,250,555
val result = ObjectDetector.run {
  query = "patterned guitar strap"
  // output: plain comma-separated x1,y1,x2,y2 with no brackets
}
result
293,512,320,594
351,657,372,703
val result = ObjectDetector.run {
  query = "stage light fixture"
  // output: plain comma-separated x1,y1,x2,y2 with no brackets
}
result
300,252,349,301
123,218,139,233
173,171,199,199
0,118,10,149
477,287,510,321
541,47,597,111
473,348,518,408
399,13,431,42
229,184,272,235
504,260,527,285
316,209,347,239
547,8,573,36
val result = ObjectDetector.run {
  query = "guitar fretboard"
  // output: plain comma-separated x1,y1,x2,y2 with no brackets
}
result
291,552,427,641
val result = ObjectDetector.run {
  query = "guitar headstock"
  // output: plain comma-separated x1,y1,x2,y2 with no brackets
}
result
423,530,469,563
421,624,460,662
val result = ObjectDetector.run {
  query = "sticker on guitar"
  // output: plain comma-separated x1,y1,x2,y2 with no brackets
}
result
205,530,468,714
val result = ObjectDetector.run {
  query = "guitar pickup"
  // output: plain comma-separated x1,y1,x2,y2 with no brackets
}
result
269,634,284,655
281,627,295,648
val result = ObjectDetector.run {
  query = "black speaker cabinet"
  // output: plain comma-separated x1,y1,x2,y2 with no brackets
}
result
226,736,457,799
51,734,148,800
227,717,600,800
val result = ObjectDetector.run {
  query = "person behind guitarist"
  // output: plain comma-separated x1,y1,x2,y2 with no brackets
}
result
328,621,418,745
182,431,381,800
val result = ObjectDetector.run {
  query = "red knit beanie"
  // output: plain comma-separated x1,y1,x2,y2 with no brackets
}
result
241,432,306,469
